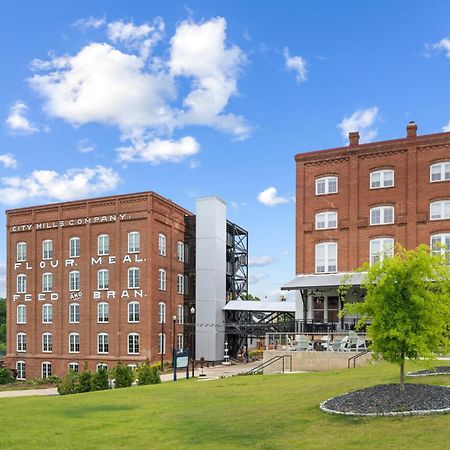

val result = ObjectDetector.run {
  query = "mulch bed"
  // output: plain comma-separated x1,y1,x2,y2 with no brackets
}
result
321,383,450,416
407,366,450,377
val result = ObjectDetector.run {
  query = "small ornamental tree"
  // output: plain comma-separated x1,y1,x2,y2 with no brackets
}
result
340,244,450,391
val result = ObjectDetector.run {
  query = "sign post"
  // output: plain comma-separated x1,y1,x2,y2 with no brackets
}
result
173,349,190,381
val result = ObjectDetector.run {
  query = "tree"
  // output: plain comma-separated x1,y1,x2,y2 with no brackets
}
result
339,244,450,391
241,294,261,301
0,298,6,352
112,363,134,388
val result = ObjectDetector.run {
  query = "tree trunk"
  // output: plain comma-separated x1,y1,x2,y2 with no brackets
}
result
400,356,405,392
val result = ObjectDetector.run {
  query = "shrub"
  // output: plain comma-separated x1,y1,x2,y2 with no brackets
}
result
113,363,134,388
57,371,79,395
137,362,161,385
0,367,14,384
78,370,92,393
91,367,109,391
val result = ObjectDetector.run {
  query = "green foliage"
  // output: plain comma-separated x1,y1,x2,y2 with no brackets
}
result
78,370,93,393
0,367,14,384
137,361,161,385
112,363,134,388
241,294,261,301
31,376,61,385
57,371,79,395
91,367,109,391
0,298,6,349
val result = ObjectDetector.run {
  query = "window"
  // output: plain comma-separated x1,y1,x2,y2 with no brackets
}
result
128,302,140,323
98,269,109,290
177,334,183,352
97,303,109,323
315,242,337,273
128,333,140,354
17,305,26,324
315,211,338,230
68,363,79,373
69,271,80,291
42,239,53,260
158,269,166,291
42,362,52,379
17,242,27,262
69,303,80,323
96,363,108,372
42,304,52,324
177,274,184,294
158,333,166,355
16,361,26,380
431,234,450,262
316,176,338,195
128,267,140,289
69,333,80,353
158,233,166,256
128,231,140,253
158,302,166,324
42,272,53,292
69,237,80,258
430,162,450,182
17,274,26,293
177,305,184,325
97,333,109,353
98,234,109,256
17,333,26,352
430,200,450,221
370,206,394,225
370,169,394,189
42,333,53,353
177,241,185,262
370,238,394,265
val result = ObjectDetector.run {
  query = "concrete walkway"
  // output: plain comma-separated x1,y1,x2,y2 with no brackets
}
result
0,387,58,398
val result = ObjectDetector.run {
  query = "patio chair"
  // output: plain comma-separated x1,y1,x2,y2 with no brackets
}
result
296,335,313,351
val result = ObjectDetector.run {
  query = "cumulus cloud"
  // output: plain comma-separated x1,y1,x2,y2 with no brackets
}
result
433,37,450,59
249,256,273,267
6,101,39,134
249,272,268,284
442,121,450,132
337,106,379,143
284,47,307,82
72,16,106,31
0,154,18,168
0,165,120,205
78,138,96,153
257,187,290,207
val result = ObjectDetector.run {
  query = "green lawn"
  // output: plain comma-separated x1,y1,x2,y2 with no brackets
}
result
0,361,449,450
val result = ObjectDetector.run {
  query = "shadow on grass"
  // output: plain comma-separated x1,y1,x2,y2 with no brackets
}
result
61,403,137,418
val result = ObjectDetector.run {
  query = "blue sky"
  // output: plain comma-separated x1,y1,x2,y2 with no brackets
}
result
0,1,450,299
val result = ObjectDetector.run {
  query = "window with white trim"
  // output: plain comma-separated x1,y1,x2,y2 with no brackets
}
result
128,302,140,323
96,363,108,372
97,234,109,256
17,274,26,293
430,162,450,182
42,272,53,292
98,269,109,290
69,271,80,291
128,231,140,253
370,206,394,225
370,238,394,265
97,302,109,323
158,269,166,291
177,274,184,294
69,333,80,353
17,304,26,324
158,233,166,256
42,303,52,324
42,333,53,353
315,211,338,230
97,333,109,353
158,302,166,324
177,241,185,262
158,333,165,355
69,237,80,258
316,176,338,195
430,200,450,221
128,333,140,354
17,242,27,262
42,362,52,379
16,361,26,380
431,234,450,262
17,333,26,352
177,305,184,325
42,240,53,260
69,303,80,323
68,363,79,373
315,242,337,273
128,267,140,289
370,169,394,189
177,334,183,352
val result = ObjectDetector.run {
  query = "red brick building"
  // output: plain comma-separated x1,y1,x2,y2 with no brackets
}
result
6,191,195,379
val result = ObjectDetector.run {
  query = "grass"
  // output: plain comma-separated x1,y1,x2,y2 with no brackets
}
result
0,360,448,450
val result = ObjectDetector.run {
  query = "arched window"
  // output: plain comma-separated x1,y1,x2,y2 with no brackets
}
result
177,241,185,262
158,269,166,291
431,234,450,263
128,302,140,323
177,274,184,294
41,362,52,379
430,162,450,182
97,333,109,354
128,231,140,253
158,302,166,324
97,302,109,323
42,272,53,292
128,333,140,354
128,267,140,289
16,304,26,324
42,239,53,260
42,303,52,324
69,333,80,353
370,238,394,266
315,242,337,274
370,169,394,189
315,176,338,195
177,334,183,352
98,269,109,290
69,237,80,258
17,274,27,293
158,333,166,355
17,333,26,352
69,270,80,291
430,200,450,221
177,305,184,325
69,303,80,323
42,332,53,352
158,233,166,256
96,363,108,372
68,363,79,373
17,242,27,262
16,361,26,380
370,206,394,225
315,211,337,230
97,234,109,256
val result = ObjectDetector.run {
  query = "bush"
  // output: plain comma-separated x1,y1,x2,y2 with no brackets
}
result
0,367,14,384
113,363,134,388
137,362,161,385
32,376,61,385
91,367,109,391
58,371,79,395
78,370,92,393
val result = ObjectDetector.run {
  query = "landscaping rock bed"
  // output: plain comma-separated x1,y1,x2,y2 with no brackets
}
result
321,383,450,416
407,366,450,377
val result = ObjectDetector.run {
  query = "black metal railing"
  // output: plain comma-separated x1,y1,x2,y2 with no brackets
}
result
347,350,370,368
244,354,292,375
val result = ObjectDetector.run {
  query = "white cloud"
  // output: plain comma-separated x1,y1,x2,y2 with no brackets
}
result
117,136,200,164
6,101,39,134
0,154,18,168
249,272,267,284
78,138,96,153
0,165,120,205
249,256,273,267
257,187,290,207
72,16,106,31
189,159,200,169
337,106,379,143
433,37,450,59
284,47,307,82
442,121,450,132
265,289,295,302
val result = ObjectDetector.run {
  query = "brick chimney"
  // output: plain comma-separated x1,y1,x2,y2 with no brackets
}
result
407,121,417,138
349,131,360,146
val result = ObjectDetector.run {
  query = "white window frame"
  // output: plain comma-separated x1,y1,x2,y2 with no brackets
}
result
128,267,140,289
68,363,79,373
97,234,109,256
42,332,53,353
69,303,80,323
370,206,395,225
370,238,394,266
158,302,166,324
128,302,140,323
158,333,166,355
177,334,183,352
315,242,338,274
16,304,26,324
17,332,26,352
98,269,109,290
41,362,52,379
430,162,450,183
97,333,109,354
177,241,185,262
158,269,166,291
97,302,109,323
370,169,394,189
128,231,140,253
42,303,53,324
17,274,26,294
430,200,450,221
17,242,27,262
177,305,184,325
158,233,166,256
69,237,80,258
42,272,53,292
431,233,450,258
315,176,338,195
177,274,184,294
315,211,338,230
16,361,26,380
128,333,140,355
42,239,53,260
69,333,80,353
69,270,80,291
96,363,108,372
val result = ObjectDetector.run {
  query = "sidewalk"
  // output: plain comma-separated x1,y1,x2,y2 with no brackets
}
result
0,387,58,398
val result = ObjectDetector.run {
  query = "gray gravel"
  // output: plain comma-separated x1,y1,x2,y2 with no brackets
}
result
322,383,450,414
408,366,450,376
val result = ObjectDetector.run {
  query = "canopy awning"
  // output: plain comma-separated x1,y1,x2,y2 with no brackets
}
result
281,272,367,290
223,300,295,312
